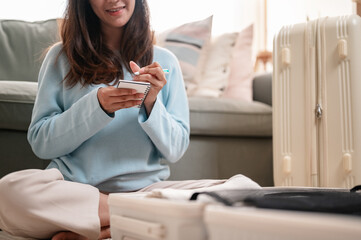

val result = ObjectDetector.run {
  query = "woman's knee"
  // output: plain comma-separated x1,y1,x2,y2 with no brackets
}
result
0,169,64,236
0,169,64,213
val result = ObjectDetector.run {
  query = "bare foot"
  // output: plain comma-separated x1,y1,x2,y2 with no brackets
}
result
51,227,110,240
99,226,111,239
99,193,110,227
51,231,88,240
51,193,110,240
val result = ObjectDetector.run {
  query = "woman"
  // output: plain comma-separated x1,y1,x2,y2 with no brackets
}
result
0,0,190,239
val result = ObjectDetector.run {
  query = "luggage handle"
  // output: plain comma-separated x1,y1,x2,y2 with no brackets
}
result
338,39,347,59
111,215,166,240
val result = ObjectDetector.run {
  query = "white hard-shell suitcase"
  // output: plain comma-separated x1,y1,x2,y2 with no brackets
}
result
273,15,361,188
108,192,207,240
204,205,361,240
108,189,361,240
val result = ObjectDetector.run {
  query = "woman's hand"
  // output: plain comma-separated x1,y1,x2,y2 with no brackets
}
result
130,61,167,115
97,86,145,114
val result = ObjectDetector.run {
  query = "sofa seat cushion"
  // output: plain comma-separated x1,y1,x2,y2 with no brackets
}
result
0,81,273,137
189,96,272,137
0,81,37,131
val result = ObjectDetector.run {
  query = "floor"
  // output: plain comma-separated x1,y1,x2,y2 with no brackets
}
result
0,231,112,240
0,231,35,240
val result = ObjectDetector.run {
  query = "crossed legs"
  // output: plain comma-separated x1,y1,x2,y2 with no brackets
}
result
0,169,103,240
51,192,110,240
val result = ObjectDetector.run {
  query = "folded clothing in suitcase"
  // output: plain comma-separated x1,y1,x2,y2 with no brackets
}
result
273,14,361,188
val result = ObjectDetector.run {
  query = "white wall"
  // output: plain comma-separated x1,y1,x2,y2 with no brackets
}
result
0,0,254,35
0,0,66,21
0,0,355,52
267,0,354,50
148,0,257,35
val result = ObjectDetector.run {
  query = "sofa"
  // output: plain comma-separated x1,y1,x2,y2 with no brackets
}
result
0,19,273,186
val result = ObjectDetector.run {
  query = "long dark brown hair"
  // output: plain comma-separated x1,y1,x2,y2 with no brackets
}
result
59,0,154,87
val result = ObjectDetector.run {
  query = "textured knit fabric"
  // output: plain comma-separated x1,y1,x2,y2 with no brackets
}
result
27,43,190,193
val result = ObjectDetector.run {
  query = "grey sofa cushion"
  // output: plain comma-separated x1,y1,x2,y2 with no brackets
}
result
253,73,272,106
189,96,272,137
0,81,273,137
0,81,37,131
0,19,60,82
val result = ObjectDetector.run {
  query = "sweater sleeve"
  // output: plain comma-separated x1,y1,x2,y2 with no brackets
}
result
138,51,190,163
27,45,113,159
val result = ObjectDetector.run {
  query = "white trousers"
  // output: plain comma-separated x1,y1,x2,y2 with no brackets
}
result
0,169,228,240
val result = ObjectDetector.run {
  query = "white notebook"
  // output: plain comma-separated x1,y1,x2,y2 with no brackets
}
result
116,80,151,108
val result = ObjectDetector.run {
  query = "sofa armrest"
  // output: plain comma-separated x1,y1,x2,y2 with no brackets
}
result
252,73,272,106
0,81,37,131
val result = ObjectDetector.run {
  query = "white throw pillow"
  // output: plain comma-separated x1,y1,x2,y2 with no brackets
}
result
156,16,213,95
192,32,238,97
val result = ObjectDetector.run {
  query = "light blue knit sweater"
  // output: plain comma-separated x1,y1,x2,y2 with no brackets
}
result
27,43,190,192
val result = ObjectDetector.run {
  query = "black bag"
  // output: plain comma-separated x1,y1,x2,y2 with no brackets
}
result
190,186,361,216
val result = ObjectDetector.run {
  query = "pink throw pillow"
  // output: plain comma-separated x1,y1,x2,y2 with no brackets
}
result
222,24,254,101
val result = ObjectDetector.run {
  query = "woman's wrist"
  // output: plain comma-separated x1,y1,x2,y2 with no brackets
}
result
143,98,156,116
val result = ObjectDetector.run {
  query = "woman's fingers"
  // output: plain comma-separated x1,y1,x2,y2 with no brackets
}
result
139,67,165,81
97,86,144,113
128,61,167,114
96,61,168,114
134,62,166,86
129,61,141,74
138,62,165,80
104,99,143,113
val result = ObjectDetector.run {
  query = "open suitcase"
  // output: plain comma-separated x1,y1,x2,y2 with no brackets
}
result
273,14,361,187
108,188,361,240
